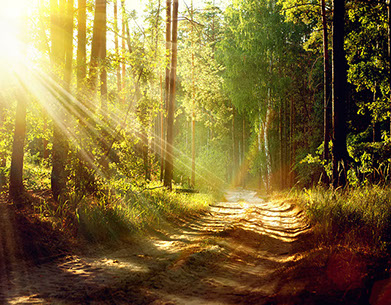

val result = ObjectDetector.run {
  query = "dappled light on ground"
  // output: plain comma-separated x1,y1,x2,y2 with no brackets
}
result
0,189,317,304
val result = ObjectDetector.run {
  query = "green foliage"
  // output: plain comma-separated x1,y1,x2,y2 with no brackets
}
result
24,154,51,191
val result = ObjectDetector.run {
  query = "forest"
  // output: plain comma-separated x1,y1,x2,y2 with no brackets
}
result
1,0,391,304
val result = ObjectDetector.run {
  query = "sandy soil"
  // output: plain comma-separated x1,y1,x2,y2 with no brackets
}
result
0,189,372,304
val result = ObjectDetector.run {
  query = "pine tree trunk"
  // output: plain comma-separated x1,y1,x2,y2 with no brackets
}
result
164,0,178,190
89,0,106,105
190,3,196,188
9,95,27,199
279,103,283,189
121,0,126,104
64,0,74,89
332,0,349,188
290,97,295,187
160,75,165,181
77,0,86,94
161,0,171,182
232,107,237,184
50,0,69,200
321,0,331,163
100,0,107,112
114,0,121,101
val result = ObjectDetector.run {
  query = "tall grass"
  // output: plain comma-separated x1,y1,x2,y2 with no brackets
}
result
75,187,212,242
290,186,391,254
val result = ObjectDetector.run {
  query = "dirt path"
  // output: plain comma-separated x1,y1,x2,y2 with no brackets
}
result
0,189,313,304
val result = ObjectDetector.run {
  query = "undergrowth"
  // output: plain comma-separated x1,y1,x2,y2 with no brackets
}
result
286,185,391,255
32,184,213,243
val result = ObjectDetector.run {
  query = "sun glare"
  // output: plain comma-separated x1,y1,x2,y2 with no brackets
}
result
0,0,31,62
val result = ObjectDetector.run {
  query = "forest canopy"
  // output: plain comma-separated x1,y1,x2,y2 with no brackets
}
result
0,0,390,205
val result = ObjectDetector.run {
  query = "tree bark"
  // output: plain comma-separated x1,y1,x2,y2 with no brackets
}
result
64,0,74,89
232,107,237,184
191,2,196,188
279,103,283,189
163,0,178,190
9,94,27,199
121,0,126,104
332,0,349,188
114,0,121,101
160,75,164,181
289,96,295,187
50,0,69,200
321,0,331,164
100,1,107,112
89,0,107,107
161,0,171,182
77,0,86,93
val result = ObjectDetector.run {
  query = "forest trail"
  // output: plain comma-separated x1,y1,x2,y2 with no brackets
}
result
0,189,314,305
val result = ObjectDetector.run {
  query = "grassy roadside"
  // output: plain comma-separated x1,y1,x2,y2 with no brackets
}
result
25,185,213,244
271,186,391,304
283,185,391,255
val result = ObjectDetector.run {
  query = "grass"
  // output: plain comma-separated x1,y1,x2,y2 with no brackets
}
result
74,186,213,242
16,158,213,243
29,184,212,243
283,185,391,255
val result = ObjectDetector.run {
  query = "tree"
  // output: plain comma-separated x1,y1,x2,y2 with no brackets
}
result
163,0,178,190
9,94,27,199
321,0,331,164
50,0,70,200
89,0,107,110
114,0,122,100
77,0,87,94
219,0,312,190
161,0,171,181
331,0,349,187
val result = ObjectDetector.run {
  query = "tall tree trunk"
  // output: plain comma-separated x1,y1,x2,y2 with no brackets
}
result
190,1,196,188
42,0,51,160
77,0,87,94
50,0,69,200
89,0,106,106
160,75,164,181
100,1,107,112
161,0,171,182
9,8,29,197
321,0,331,164
191,112,195,187
163,0,178,190
64,0,74,89
143,129,150,181
289,97,295,187
232,107,237,184
264,93,272,193
279,102,283,189
121,0,126,104
332,0,349,188
9,94,27,199
114,0,121,101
